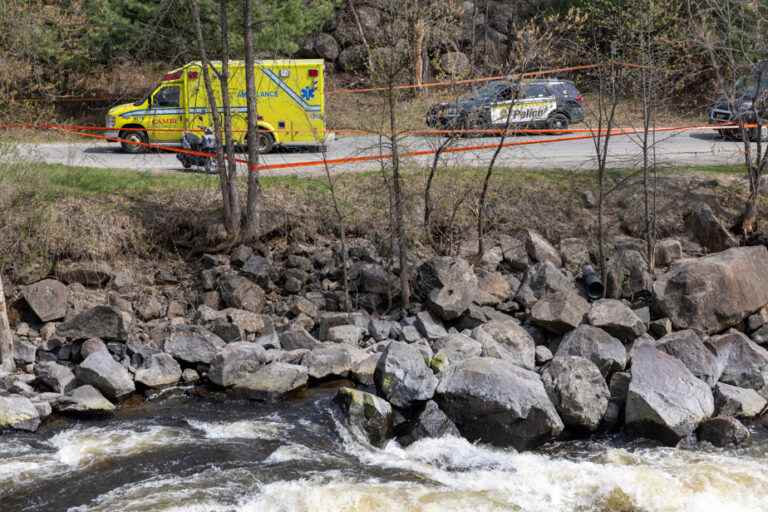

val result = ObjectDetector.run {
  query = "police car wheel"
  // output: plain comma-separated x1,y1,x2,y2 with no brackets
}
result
120,130,148,154
546,113,569,134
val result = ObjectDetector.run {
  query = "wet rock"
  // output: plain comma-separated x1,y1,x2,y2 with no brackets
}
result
164,325,226,365
57,305,130,341
530,289,589,334
657,330,720,387
556,325,627,378
334,387,393,448
76,350,135,400
587,299,646,342
0,395,41,431
472,319,536,370
302,344,353,379
415,257,479,321
436,357,564,450
208,342,269,387
653,247,768,334
232,362,308,400
219,274,265,313
708,330,768,391
375,341,438,408
684,203,738,253
714,383,767,418
327,325,364,345
35,361,76,394
415,310,448,340
399,400,461,446
697,416,750,447
625,346,714,444
55,385,115,414
23,279,67,322
135,353,182,388
542,356,609,432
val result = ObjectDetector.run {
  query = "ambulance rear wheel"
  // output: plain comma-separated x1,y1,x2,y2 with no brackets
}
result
250,131,274,154
120,130,148,154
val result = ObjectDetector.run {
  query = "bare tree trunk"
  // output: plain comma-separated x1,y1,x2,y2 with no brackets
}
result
321,153,351,313
388,82,410,307
219,0,242,237
191,0,232,231
243,0,262,241
424,136,454,236
414,18,426,92
0,275,14,373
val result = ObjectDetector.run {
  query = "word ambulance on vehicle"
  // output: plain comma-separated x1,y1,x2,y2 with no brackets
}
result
105,59,326,154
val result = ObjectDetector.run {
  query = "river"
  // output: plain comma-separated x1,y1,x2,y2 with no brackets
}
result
2,386,768,512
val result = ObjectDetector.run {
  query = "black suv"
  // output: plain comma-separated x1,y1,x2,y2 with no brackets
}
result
426,79,585,132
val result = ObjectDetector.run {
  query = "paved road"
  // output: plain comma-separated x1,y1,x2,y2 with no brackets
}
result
8,129,749,176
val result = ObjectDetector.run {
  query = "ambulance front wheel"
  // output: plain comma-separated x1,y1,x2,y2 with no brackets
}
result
249,131,274,154
120,130,148,154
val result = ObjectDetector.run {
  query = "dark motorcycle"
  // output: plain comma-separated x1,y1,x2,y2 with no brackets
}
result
177,128,217,173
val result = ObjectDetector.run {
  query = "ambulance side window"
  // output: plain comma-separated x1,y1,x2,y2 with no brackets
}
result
153,86,180,108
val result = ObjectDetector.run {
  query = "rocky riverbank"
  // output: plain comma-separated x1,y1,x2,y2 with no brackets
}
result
2,219,768,453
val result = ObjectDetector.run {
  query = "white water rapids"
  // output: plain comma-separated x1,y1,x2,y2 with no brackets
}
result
2,393,767,512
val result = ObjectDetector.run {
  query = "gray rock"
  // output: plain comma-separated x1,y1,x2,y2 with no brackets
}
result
587,299,646,342
747,307,768,333
232,362,308,400
334,387,393,448
76,350,135,400
648,318,672,339
605,250,652,301
135,353,182,388
714,383,767,418
23,279,67,322
164,326,226,365
318,312,369,340
0,395,41,431
655,238,683,267
559,238,590,275
521,229,562,267
219,274,265,313
134,293,165,322
498,234,530,271
182,368,200,384
224,309,265,335
241,255,271,284
351,353,381,387
399,400,461,446
438,51,470,77
279,327,321,350
474,270,512,305
556,325,627,378
415,257,479,321
653,247,768,334
542,356,609,431
415,310,448,340
751,324,768,345
535,345,553,365
55,385,115,414
302,344,353,379
80,337,108,358
326,325,364,345
57,305,130,341
14,339,37,365
708,330,768,391
35,361,76,394
435,357,564,450
338,45,367,72
312,32,340,61
684,203,738,253
657,330,720,387
525,262,573,300
625,346,714,444
368,319,393,342
375,341,438,408
697,416,750,447
530,289,589,334
471,320,535,370
401,325,422,343
430,332,483,369
208,342,269,387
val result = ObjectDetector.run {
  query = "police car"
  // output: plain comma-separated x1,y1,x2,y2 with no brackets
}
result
426,79,584,132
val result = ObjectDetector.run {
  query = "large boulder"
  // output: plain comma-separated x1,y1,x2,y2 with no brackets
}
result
279,327,320,350
302,344,353,379
334,387,393,448
134,353,182,388
429,332,482,371
556,325,627,378
57,305,130,341
625,346,714,444
311,33,340,61
657,330,720,387
232,362,308,400
520,229,562,267
398,400,461,446
587,299,646,342
541,356,609,432
55,385,115,414
23,279,67,322
708,330,768,391
375,341,438,408
684,203,738,253
0,395,41,431
438,51,470,77
76,350,135,400
653,247,768,334
524,262,573,300
530,289,589,334
435,357,564,450
714,383,767,418
208,342,269,387
219,274,265,313
471,320,535,370
35,361,76,394
415,257,479,321
164,326,226,365
697,416,750,447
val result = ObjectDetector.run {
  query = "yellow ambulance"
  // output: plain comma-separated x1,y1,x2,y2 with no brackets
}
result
105,59,326,154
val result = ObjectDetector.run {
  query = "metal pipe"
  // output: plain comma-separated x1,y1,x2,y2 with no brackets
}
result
582,264,604,301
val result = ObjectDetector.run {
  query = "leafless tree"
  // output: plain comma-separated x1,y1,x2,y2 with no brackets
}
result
0,274,14,373
243,0,263,241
